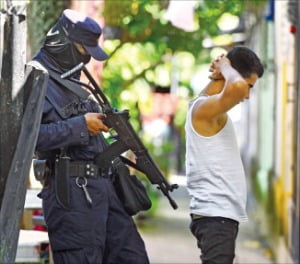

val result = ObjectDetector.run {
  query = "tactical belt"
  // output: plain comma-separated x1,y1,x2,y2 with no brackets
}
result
69,161,109,178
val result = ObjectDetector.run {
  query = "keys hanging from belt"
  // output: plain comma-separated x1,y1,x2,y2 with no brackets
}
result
76,177,93,206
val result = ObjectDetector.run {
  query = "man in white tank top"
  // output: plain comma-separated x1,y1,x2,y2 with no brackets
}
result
185,46,264,264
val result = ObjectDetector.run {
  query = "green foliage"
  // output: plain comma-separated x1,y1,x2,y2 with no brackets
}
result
101,0,250,111
27,0,71,57
146,140,174,176
103,0,246,58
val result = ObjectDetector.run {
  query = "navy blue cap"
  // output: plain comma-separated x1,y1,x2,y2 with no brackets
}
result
58,9,108,61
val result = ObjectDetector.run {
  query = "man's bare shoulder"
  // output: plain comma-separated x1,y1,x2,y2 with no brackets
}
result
191,93,220,120
190,96,227,137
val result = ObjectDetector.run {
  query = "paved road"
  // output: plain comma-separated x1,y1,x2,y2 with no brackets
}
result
138,175,273,264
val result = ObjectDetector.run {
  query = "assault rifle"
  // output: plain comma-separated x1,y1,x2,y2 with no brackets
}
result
61,63,178,210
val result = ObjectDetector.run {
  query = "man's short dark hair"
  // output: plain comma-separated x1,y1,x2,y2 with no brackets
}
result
227,46,264,78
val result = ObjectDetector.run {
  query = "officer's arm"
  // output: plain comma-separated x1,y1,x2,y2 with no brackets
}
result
193,56,248,121
36,113,109,151
36,115,90,151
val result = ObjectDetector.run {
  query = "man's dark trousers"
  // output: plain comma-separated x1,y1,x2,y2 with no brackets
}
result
190,216,239,264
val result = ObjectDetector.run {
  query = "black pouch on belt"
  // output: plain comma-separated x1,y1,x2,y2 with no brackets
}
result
112,157,152,216
55,155,70,209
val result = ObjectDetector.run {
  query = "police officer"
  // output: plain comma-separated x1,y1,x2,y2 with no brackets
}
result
31,9,149,264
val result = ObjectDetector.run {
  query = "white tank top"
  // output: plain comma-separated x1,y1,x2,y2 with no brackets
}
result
185,96,248,222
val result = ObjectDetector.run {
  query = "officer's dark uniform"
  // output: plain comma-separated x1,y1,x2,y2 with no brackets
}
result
33,9,149,264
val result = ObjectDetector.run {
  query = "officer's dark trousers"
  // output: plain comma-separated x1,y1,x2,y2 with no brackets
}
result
39,176,149,264
190,216,239,264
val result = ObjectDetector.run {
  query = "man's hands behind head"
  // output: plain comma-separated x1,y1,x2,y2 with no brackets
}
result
208,54,230,81
84,113,109,135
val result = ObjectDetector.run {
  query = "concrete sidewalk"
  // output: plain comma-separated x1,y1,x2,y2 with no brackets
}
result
139,175,273,264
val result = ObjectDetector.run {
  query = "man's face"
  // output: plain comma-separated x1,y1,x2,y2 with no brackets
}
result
243,73,258,100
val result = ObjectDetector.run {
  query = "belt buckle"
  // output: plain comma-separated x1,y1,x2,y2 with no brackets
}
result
85,162,96,177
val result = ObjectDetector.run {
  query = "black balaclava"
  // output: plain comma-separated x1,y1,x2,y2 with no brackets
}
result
42,22,91,73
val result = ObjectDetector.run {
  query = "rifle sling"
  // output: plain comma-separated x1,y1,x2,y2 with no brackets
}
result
49,70,90,99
